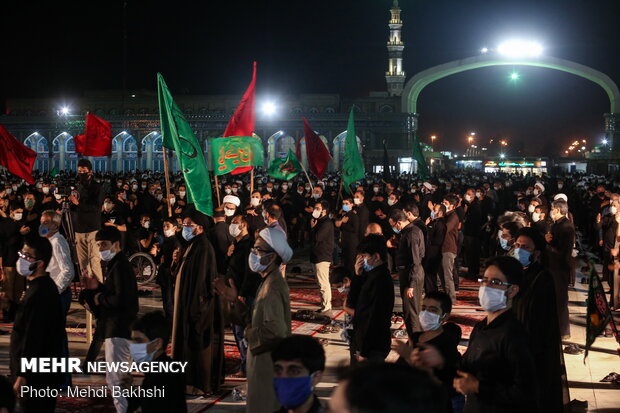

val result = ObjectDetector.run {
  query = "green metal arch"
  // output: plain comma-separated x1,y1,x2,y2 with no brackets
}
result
402,54,620,113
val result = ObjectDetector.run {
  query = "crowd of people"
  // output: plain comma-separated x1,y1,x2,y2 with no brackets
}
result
1,158,619,412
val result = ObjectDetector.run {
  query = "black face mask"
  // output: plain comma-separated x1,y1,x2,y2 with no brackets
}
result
598,192,605,198
79,172,90,184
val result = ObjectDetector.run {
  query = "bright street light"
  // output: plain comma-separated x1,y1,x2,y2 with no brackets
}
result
59,106,70,116
498,40,543,57
431,135,436,142
480,47,489,54
500,153,505,159
510,72,520,80
603,139,608,145
262,102,276,116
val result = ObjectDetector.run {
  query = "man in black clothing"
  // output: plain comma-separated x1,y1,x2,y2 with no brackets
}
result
456,256,538,413
352,234,394,361
463,188,483,279
151,218,181,322
389,209,425,337
128,311,187,413
425,204,447,295
80,226,139,413
310,200,335,313
209,208,233,276
353,191,369,242
72,159,103,282
8,236,63,413
545,199,575,338
0,204,28,321
226,214,259,377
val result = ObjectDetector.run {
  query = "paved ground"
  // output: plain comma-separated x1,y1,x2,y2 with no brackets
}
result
1,252,619,412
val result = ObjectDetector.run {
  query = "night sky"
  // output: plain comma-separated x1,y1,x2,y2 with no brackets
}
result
3,0,620,155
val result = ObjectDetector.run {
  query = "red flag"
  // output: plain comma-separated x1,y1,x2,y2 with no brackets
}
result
302,117,331,179
75,113,112,157
0,125,36,184
223,62,256,175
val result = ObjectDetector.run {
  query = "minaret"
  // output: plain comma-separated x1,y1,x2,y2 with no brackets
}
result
385,0,405,96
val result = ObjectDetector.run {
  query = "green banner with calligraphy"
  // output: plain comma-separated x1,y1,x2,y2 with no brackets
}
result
210,136,264,176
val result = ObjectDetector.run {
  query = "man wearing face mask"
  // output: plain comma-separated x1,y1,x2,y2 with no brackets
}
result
463,188,482,280
214,226,293,413
39,210,75,386
353,191,369,242
455,256,538,413
0,204,29,321
7,236,64,413
441,195,460,304
336,198,359,281
127,311,187,413
271,335,326,413
545,199,575,338
80,226,138,413
173,211,224,396
225,215,260,378
22,192,40,235
222,194,241,221
310,200,334,314
511,228,565,413
209,208,234,276
531,204,552,237
389,209,425,337
150,218,181,323
350,234,394,362
72,159,103,283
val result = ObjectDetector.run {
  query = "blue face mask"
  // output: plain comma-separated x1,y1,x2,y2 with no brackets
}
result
499,237,510,250
363,257,375,272
430,211,437,220
248,252,268,273
38,223,51,237
273,376,314,410
342,204,351,212
392,226,400,234
182,226,195,241
512,247,532,267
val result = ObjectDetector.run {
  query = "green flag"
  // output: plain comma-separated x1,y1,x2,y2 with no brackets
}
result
210,136,264,176
268,149,302,180
157,73,213,216
342,108,365,193
50,167,58,178
412,134,429,178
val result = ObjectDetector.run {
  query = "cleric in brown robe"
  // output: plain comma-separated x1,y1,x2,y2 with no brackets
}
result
171,209,224,395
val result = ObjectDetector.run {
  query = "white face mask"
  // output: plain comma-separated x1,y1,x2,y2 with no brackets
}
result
179,191,186,197
611,206,618,215
229,223,242,238
464,194,472,202
42,187,50,194
164,228,176,238
54,193,62,200
17,257,36,276
531,212,541,222
282,185,288,191
373,187,380,193
533,189,540,196
13,212,23,221
312,209,322,219
528,204,536,213
557,184,563,189
353,198,362,205
475,192,482,198
419,310,443,331
142,221,151,229
224,207,236,217
225,188,232,194
99,249,117,262
478,285,508,312
250,197,261,207
387,198,396,206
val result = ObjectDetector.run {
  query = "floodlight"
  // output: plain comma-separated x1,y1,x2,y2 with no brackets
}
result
262,102,276,115
498,40,543,57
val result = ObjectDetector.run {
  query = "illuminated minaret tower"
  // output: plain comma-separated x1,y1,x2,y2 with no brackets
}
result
385,0,405,96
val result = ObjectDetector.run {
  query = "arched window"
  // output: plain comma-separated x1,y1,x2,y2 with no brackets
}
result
325,107,335,113
308,107,319,114
122,134,138,171
332,131,363,170
291,107,303,114
379,104,394,113
65,136,75,153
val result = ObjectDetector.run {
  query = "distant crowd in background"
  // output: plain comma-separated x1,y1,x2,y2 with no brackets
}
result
1,160,619,412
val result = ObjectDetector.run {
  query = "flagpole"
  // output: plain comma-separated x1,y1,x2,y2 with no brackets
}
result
250,168,254,194
299,161,313,189
162,148,173,217
214,174,221,206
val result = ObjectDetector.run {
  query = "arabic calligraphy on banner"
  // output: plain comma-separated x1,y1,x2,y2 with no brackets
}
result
210,136,264,176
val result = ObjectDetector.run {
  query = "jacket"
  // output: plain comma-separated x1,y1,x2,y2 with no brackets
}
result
310,215,334,264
